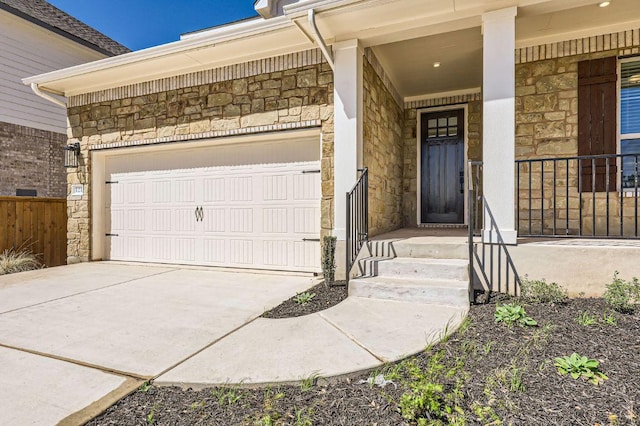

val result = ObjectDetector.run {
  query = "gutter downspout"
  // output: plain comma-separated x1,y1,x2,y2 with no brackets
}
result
30,83,66,108
307,9,334,71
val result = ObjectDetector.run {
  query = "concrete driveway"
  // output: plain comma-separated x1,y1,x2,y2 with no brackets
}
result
0,262,316,425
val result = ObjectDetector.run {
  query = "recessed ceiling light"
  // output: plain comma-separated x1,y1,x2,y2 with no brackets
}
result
598,1,611,7
629,74,640,84
433,62,441,68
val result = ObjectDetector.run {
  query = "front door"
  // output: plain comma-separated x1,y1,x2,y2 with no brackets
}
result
420,109,464,224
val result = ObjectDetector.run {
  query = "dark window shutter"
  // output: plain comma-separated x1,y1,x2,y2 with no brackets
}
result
577,56,617,192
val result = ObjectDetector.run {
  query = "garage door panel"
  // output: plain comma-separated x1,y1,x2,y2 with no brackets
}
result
175,238,196,262
107,161,321,272
203,178,225,202
151,209,172,232
203,239,226,263
230,208,253,233
229,176,253,201
203,209,226,232
174,180,196,203
174,209,197,232
151,237,172,261
229,240,253,265
263,174,288,201
263,208,288,233
293,174,321,200
294,241,320,269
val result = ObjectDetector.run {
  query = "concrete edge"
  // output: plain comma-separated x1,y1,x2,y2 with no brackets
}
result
57,377,142,426
0,343,153,381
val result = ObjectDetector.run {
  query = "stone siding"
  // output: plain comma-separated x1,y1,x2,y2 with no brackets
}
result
0,121,66,198
363,57,404,237
401,100,482,227
514,48,639,235
65,63,334,262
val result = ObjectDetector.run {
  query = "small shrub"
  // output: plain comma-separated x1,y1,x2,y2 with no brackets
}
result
0,249,40,275
495,304,537,327
603,272,640,314
520,277,568,304
576,311,597,326
321,235,337,285
554,353,608,385
294,292,316,305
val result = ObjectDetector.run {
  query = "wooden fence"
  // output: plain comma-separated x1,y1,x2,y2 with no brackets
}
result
0,197,67,267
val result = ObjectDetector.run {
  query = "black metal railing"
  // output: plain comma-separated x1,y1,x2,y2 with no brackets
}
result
468,161,522,297
346,168,368,285
516,153,639,238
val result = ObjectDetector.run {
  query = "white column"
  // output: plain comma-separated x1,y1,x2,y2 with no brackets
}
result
333,39,363,240
482,7,518,244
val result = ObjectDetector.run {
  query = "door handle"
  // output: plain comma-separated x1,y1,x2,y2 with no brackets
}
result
459,171,464,194
195,206,204,222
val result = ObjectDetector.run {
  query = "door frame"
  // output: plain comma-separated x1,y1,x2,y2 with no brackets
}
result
416,104,469,226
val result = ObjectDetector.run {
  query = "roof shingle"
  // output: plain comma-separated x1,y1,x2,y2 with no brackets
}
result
0,0,130,56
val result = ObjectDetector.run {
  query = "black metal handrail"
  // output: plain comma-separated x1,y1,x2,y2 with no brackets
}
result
346,168,368,285
516,153,639,238
468,161,522,298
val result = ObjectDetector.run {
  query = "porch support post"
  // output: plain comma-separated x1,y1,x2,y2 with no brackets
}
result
482,7,518,244
333,39,363,241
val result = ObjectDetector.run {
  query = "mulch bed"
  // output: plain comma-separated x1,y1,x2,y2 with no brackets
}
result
88,297,640,425
261,281,348,319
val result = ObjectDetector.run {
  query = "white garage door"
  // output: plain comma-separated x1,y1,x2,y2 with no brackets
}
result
106,161,321,272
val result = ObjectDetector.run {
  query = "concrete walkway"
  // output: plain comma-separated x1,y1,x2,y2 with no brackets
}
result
158,297,467,386
0,262,467,424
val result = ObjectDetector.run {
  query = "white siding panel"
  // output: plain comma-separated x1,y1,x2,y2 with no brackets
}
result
0,9,106,132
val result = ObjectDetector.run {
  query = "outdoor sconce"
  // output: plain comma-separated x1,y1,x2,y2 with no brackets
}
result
64,142,80,168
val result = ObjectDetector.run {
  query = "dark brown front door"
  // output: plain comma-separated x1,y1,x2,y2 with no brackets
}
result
420,109,464,224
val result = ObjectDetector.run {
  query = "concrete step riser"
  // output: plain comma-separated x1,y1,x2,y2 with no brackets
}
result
349,281,469,307
391,243,468,260
358,257,391,277
376,261,468,281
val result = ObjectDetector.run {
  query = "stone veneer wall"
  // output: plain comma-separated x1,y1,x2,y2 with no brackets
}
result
515,46,640,235
362,56,404,237
65,62,334,262
0,121,66,198
401,97,483,227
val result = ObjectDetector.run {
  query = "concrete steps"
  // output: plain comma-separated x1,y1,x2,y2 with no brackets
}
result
350,237,470,307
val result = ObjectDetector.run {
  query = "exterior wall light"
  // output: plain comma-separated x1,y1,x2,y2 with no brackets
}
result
64,142,80,168
598,1,611,7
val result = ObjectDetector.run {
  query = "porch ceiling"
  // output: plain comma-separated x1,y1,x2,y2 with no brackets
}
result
370,0,640,100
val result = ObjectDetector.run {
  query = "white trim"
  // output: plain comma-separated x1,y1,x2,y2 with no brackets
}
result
416,104,469,226
404,88,481,104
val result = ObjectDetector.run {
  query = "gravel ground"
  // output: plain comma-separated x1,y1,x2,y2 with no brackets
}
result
88,297,640,426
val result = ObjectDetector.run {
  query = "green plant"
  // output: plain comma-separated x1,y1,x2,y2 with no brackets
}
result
189,401,205,410
604,272,640,313
520,277,568,304
321,235,337,285
494,304,537,327
0,248,40,275
554,353,608,385
294,291,316,305
576,311,597,326
300,372,320,392
147,404,157,425
294,407,314,426
398,352,467,425
211,386,243,406
601,310,618,326
138,381,152,393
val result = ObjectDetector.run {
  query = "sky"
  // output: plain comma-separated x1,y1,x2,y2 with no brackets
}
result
47,0,258,51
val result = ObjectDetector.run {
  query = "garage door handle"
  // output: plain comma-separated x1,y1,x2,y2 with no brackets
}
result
195,206,204,222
